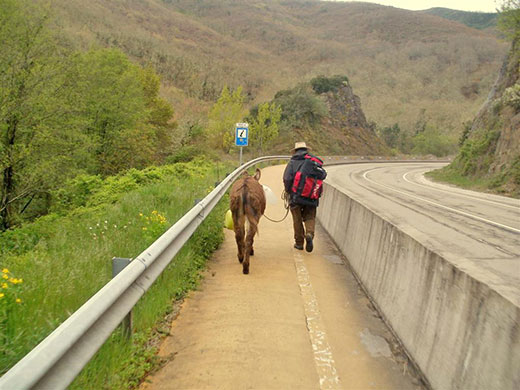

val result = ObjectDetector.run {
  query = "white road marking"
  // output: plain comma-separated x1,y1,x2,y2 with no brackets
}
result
293,251,341,389
403,171,520,211
362,169,520,234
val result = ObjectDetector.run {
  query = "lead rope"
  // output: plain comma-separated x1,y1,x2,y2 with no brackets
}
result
263,190,290,223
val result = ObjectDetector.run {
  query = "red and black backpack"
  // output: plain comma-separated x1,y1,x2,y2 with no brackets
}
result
291,154,327,206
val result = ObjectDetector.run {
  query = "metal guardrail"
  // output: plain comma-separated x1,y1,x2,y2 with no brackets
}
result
0,155,290,390
322,156,451,166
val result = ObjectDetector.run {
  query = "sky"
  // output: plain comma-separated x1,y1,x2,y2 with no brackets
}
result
322,1,500,13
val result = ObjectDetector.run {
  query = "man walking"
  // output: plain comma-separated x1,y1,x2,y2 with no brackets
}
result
283,142,327,252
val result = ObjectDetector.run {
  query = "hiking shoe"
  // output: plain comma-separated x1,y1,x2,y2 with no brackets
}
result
294,243,304,250
305,234,314,252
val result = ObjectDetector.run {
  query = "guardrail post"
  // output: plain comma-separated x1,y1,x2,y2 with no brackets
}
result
112,257,133,339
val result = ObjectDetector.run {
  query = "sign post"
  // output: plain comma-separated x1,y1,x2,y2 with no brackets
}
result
235,123,249,166
112,257,133,338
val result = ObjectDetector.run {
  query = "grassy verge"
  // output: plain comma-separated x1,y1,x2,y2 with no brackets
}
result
426,165,517,197
0,158,232,388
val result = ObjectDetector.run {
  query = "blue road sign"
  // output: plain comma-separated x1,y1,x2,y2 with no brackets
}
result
235,123,249,146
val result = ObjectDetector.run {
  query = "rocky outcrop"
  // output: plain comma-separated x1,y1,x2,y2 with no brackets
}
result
488,48,520,175
492,107,520,174
322,82,369,129
318,82,388,155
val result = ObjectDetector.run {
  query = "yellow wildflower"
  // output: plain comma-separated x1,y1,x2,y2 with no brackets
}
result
142,227,147,231
16,298,22,304
152,210,157,214
0,293,4,299
1,283,7,289
139,213,143,217
1,268,8,274
2,274,8,280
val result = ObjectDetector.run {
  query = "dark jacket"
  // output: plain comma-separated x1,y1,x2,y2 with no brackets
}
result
283,149,307,194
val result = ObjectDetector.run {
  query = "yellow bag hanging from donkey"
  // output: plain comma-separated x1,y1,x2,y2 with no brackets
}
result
224,209,234,230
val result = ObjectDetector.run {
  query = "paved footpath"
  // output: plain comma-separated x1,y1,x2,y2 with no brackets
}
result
140,165,423,390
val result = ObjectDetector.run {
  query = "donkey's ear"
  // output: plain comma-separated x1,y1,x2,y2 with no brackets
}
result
254,168,261,181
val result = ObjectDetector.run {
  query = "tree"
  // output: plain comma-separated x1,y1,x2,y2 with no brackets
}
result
379,124,401,149
0,0,89,228
139,66,174,128
411,125,457,157
498,0,520,43
274,84,328,129
207,86,246,152
250,102,281,155
139,66,176,162
77,49,148,174
77,49,175,174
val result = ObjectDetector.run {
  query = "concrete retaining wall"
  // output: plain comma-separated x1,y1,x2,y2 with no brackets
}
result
317,182,520,390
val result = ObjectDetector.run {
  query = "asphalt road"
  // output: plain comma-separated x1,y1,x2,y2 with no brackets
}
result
326,162,520,306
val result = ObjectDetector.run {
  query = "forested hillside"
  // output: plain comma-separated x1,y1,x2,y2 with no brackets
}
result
0,0,177,229
51,0,506,138
0,0,513,229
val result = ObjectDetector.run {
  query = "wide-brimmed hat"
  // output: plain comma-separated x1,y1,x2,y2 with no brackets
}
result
293,141,310,152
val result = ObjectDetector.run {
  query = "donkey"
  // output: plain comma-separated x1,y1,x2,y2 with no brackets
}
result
229,169,266,274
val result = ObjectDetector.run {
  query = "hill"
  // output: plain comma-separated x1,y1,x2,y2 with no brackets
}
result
432,38,520,197
422,7,498,30
51,0,507,144
428,1,520,197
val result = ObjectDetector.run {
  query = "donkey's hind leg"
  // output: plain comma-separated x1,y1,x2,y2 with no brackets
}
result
247,219,255,256
243,219,258,274
244,217,257,256
233,213,246,264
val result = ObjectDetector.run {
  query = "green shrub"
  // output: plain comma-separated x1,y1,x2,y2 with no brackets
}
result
88,175,141,206
455,130,500,174
511,155,520,184
411,126,458,157
50,161,221,215
166,145,203,163
501,83,520,110
378,123,401,148
274,84,328,129
52,175,104,212
0,213,60,256
310,75,349,94
459,121,472,146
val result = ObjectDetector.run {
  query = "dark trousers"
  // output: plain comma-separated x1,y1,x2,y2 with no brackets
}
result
290,204,316,246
